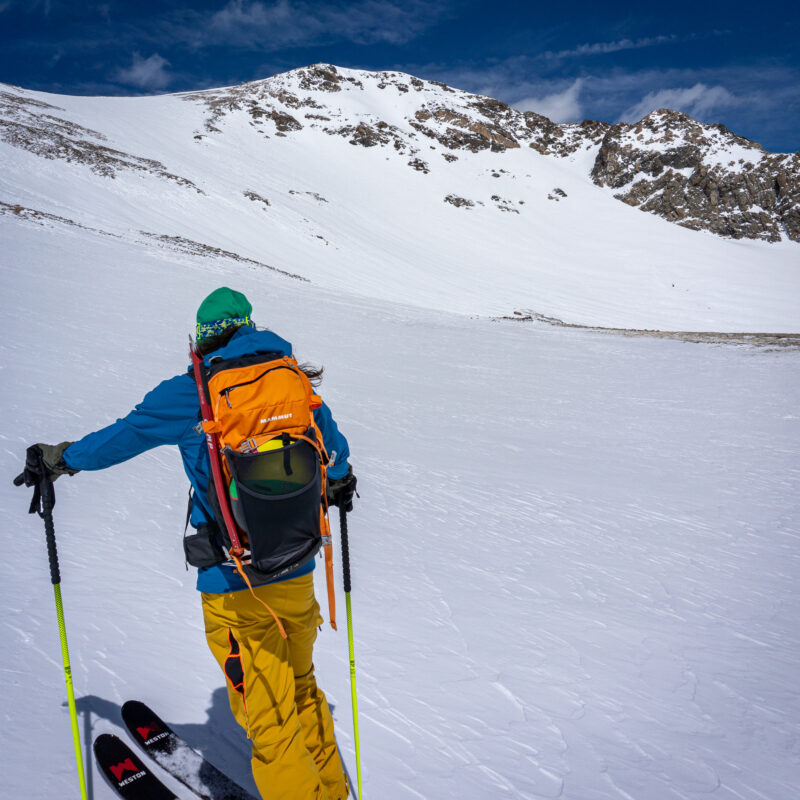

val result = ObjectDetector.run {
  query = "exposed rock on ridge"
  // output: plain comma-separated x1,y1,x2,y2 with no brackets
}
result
591,109,799,242
182,64,798,242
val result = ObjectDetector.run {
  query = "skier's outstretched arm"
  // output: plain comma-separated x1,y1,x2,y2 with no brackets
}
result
63,375,197,472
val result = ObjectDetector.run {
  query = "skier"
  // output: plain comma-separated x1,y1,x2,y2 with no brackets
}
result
22,287,356,800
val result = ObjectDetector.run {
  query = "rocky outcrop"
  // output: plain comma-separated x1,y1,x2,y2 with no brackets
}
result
243,190,270,208
524,112,610,157
411,105,521,153
297,65,344,92
0,88,201,190
444,194,475,208
591,110,800,242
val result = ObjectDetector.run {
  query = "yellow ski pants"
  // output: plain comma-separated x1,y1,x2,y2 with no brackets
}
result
202,574,349,800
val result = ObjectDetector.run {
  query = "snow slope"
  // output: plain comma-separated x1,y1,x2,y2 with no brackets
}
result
2,211,799,799
2,65,800,800
1,67,799,332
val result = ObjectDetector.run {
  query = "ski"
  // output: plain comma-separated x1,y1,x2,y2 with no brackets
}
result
121,700,257,800
94,733,178,800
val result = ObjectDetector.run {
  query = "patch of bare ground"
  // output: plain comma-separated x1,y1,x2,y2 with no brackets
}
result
138,232,308,281
288,190,328,202
2,201,309,281
243,190,270,208
444,194,475,208
497,311,800,351
0,200,120,237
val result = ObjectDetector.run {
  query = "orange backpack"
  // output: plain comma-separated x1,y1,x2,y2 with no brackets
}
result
191,347,337,629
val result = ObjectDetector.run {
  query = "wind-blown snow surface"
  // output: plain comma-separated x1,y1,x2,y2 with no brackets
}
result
2,217,799,799
1,72,799,332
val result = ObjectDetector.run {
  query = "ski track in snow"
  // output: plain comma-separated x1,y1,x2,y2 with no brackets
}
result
2,219,799,799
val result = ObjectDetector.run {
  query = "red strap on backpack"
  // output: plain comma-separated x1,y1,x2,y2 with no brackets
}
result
190,344,245,556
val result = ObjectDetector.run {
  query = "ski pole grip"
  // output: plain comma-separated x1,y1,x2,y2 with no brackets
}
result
339,507,352,594
41,481,61,586
29,448,62,586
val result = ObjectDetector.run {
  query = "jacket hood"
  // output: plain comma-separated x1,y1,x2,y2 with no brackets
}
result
201,326,293,366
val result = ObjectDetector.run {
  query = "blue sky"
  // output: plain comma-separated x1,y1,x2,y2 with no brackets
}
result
2,0,798,152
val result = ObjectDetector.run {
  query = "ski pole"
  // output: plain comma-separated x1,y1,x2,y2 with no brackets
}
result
14,453,88,800
340,506,363,798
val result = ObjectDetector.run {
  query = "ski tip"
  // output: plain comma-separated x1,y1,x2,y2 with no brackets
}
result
121,699,149,716
94,733,179,800
93,732,114,749
93,732,129,755
121,700,172,750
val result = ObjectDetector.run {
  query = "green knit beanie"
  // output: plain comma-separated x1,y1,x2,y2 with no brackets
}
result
196,287,254,342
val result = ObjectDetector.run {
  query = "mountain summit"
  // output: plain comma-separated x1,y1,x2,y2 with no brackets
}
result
178,64,799,244
4,63,798,243
1,64,798,331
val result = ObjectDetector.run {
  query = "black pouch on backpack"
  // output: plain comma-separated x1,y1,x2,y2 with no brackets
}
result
224,438,322,580
183,521,227,568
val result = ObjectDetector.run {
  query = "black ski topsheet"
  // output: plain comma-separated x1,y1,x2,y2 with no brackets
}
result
121,700,257,800
94,733,178,800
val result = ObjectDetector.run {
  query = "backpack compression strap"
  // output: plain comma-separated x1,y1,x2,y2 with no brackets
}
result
321,473,337,631
286,430,337,630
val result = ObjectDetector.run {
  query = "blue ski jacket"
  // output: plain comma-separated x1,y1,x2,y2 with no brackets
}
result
63,327,351,594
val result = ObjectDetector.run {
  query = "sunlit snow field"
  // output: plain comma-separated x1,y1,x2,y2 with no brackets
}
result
3,78,800,333
2,219,799,799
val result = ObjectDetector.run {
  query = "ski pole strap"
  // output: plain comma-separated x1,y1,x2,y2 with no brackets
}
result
14,446,56,517
14,472,44,515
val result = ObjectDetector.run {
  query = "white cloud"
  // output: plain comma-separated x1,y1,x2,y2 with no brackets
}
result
514,78,584,123
192,0,448,49
115,52,172,90
210,0,297,37
547,34,679,60
622,83,738,122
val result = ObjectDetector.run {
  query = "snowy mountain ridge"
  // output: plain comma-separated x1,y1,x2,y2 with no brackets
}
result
1,63,799,332
154,63,800,243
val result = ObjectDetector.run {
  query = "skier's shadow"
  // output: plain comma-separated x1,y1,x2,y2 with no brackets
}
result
75,688,257,799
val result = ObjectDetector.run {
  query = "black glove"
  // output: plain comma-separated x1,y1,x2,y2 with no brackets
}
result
15,442,78,486
327,466,357,512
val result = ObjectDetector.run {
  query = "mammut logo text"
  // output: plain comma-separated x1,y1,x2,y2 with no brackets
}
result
261,413,293,424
